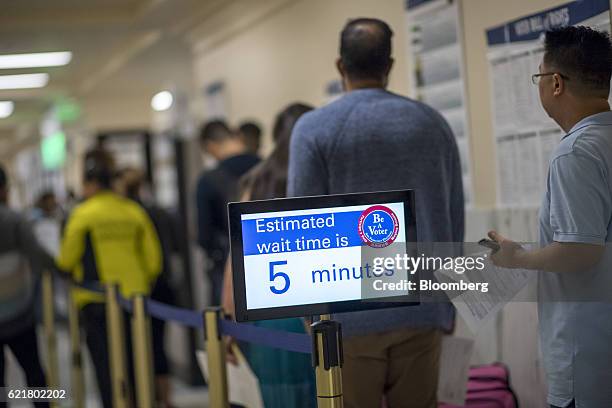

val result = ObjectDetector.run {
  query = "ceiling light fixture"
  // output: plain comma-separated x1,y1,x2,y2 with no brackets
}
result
151,91,173,111
0,51,72,69
0,73,49,90
0,101,14,118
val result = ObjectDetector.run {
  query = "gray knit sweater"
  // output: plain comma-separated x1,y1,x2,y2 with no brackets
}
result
288,88,464,337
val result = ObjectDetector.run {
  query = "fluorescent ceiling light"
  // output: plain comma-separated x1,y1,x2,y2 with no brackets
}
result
151,91,173,111
0,51,72,69
0,101,14,118
0,73,49,90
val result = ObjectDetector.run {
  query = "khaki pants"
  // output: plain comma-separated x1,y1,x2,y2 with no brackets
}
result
342,328,442,408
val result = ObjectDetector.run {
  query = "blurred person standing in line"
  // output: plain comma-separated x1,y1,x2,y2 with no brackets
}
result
63,188,79,213
288,18,463,408
489,27,612,408
0,164,53,408
117,168,179,408
30,191,64,256
196,120,259,306
239,121,263,155
32,191,63,221
222,103,316,408
30,191,68,317
57,149,162,408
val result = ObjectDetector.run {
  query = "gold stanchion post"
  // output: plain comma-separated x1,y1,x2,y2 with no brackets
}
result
311,315,344,408
68,285,85,407
105,284,130,408
131,294,155,408
41,269,59,408
204,307,229,408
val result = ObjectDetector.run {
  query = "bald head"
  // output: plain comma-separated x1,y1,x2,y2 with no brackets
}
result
340,18,393,82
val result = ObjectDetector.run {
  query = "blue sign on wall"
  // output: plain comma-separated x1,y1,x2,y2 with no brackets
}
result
486,0,610,45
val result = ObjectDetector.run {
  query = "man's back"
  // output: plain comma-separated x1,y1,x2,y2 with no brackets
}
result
0,205,53,337
196,153,260,263
288,88,464,335
196,152,259,306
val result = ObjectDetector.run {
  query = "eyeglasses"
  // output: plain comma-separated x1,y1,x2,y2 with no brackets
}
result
531,72,570,85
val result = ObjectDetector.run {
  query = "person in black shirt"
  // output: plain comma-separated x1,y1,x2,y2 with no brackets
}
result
196,120,259,306
238,121,262,155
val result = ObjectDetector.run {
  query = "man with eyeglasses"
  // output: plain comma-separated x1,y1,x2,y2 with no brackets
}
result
488,26,612,408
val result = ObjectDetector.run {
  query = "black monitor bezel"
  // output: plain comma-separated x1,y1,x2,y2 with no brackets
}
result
228,189,418,322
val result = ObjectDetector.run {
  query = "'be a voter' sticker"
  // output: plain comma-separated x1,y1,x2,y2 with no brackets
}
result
358,205,399,248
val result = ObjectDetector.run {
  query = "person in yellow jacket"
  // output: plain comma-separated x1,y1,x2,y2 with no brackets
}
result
57,149,161,408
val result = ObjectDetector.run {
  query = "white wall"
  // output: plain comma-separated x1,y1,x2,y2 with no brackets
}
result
191,0,408,153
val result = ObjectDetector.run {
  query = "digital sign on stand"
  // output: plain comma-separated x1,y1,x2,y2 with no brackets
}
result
228,190,419,323
229,190,420,407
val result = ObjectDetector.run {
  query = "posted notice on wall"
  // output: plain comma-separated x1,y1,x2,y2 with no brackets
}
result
486,0,611,207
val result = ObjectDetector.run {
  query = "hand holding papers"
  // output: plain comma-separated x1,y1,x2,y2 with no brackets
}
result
434,250,532,333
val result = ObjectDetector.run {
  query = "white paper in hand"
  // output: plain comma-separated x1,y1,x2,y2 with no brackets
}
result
196,346,264,408
434,251,532,333
437,336,475,406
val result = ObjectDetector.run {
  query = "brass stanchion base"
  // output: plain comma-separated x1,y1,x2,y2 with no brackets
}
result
132,295,155,408
204,307,229,408
42,270,59,408
312,317,344,408
105,284,131,408
68,286,85,407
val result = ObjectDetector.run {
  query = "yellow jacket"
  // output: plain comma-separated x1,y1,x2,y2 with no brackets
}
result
57,191,162,308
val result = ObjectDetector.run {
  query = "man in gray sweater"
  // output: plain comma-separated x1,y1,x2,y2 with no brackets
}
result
288,18,464,408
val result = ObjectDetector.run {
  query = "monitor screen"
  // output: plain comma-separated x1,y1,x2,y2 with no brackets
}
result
228,190,418,322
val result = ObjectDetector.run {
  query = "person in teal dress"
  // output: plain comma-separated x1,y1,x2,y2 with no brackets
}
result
222,103,316,408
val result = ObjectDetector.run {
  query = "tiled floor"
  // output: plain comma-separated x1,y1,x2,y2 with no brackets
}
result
4,325,209,407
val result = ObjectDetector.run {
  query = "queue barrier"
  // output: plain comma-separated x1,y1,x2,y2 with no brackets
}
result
73,279,312,353
41,270,59,408
105,284,131,408
67,282,85,407
46,273,343,408
131,294,155,408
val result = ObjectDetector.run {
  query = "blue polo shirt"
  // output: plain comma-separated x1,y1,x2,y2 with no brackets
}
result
538,111,612,408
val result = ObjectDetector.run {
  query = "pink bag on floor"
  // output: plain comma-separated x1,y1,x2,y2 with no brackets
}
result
439,363,519,408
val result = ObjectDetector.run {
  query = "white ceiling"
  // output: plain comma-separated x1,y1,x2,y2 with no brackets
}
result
0,0,235,155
